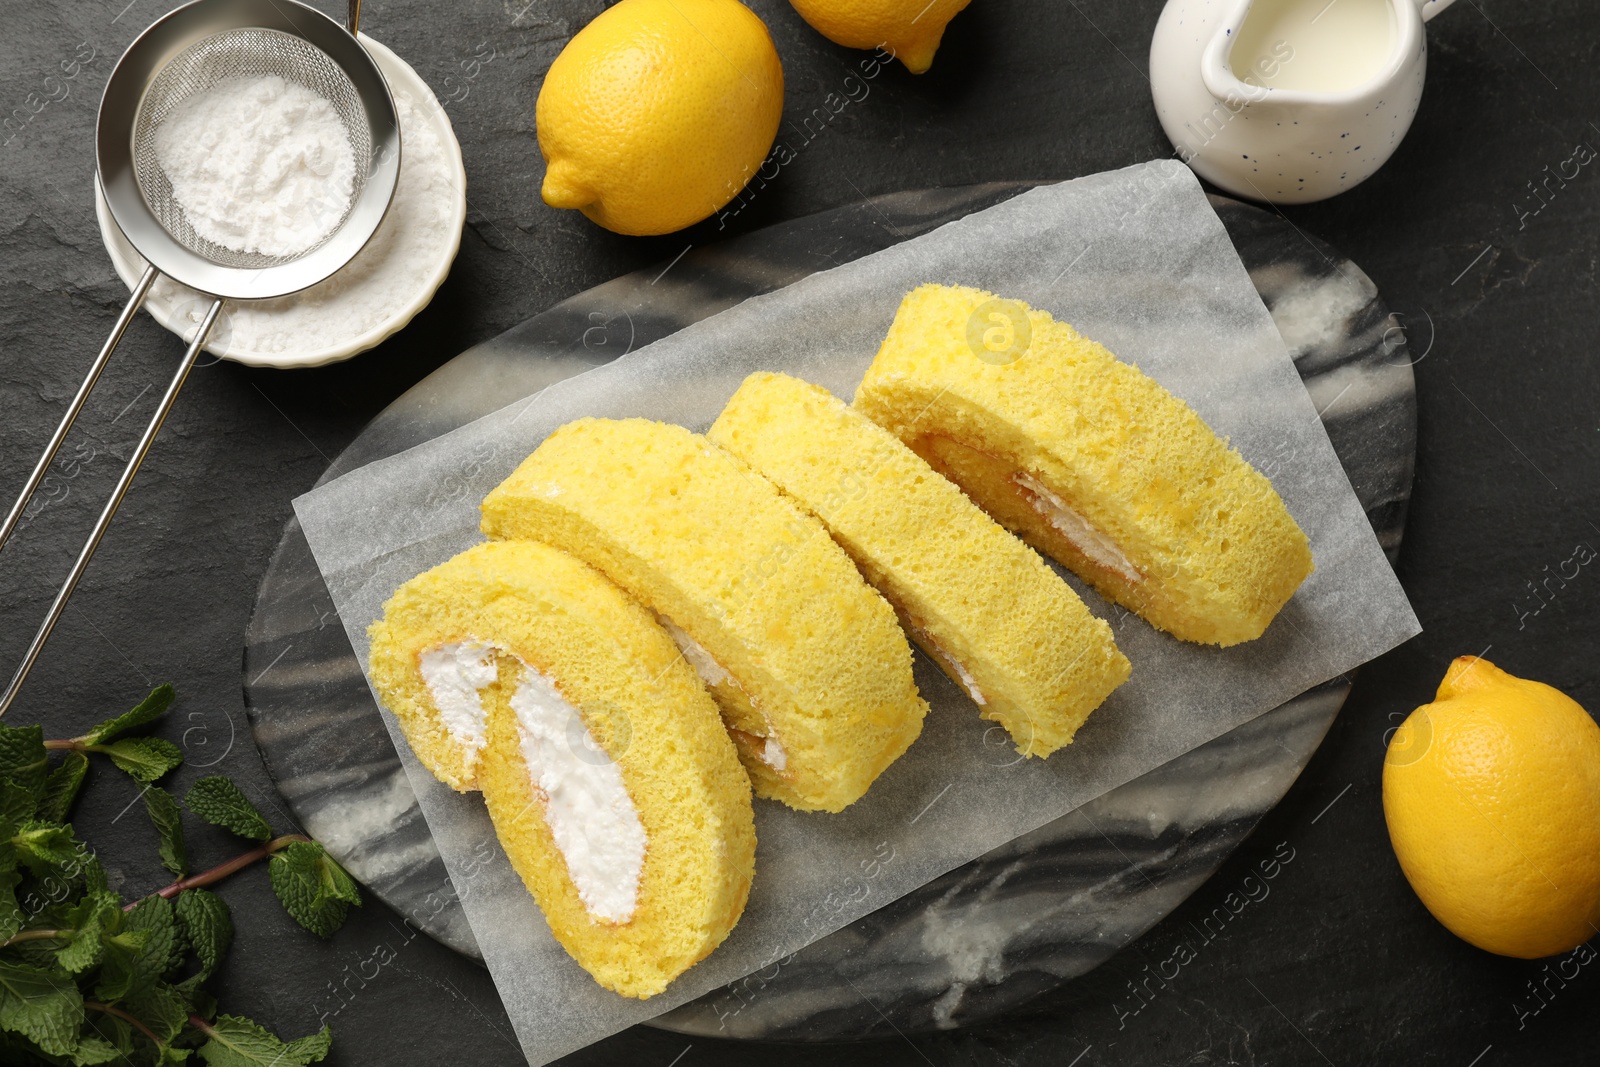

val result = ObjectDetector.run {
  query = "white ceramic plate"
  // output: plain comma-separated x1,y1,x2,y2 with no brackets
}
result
95,35,468,369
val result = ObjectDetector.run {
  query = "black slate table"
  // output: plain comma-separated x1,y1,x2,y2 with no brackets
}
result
2,0,1597,1064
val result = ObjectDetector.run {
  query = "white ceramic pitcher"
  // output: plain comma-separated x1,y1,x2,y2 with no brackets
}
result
1150,0,1456,203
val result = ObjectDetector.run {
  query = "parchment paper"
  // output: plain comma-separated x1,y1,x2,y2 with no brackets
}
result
293,161,1419,1066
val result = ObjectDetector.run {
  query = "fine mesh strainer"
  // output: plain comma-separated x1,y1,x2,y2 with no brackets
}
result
0,0,399,715
132,27,376,270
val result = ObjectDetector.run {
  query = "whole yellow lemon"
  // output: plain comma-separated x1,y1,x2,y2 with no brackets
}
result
536,0,783,236
1383,656,1600,958
787,0,972,74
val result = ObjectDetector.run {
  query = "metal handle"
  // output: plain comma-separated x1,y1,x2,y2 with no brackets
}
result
347,0,361,35
0,264,157,555
0,297,223,718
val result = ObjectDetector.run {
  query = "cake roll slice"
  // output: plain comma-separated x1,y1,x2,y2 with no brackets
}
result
368,541,756,997
709,372,1129,757
856,283,1314,647
480,417,928,813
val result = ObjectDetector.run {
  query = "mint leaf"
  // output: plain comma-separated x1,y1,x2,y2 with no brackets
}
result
56,892,118,974
176,974,217,1022
0,959,83,1056
125,894,183,982
283,1024,333,1062
267,842,330,938
10,821,82,876
71,1034,125,1065
267,842,358,939
175,890,232,982
184,779,270,842
96,896,180,1002
92,929,149,1002
81,852,109,896
126,980,190,1045
82,684,175,746
0,724,47,797
320,849,361,909
0,779,35,826
144,787,188,878
101,737,183,783
0,870,21,942
198,1016,330,1067
37,751,89,823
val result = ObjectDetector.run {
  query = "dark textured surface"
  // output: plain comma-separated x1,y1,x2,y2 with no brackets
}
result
1,0,1595,1064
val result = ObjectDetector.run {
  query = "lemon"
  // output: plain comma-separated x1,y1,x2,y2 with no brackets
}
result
535,0,783,237
1383,656,1600,958
787,0,972,74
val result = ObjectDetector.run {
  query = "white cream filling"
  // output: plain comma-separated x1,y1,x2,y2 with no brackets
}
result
940,650,988,706
418,641,498,759
659,615,733,689
906,620,987,707
511,662,647,925
658,615,787,772
1014,472,1142,583
420,639,646,924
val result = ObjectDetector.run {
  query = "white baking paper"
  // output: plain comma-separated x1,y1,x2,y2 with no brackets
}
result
293,160,1419,1065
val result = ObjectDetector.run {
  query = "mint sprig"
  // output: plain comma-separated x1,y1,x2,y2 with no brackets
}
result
0,686,354,1064
43,689,184,786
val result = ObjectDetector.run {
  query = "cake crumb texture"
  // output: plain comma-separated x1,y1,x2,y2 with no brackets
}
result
856,283,1313,646
481,418,929,812
710,371,1129,757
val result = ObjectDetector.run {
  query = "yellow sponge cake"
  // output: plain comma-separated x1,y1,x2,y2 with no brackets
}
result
710,372,1130,757
856,284,1314,647
368,541,756,997
480,418,928,813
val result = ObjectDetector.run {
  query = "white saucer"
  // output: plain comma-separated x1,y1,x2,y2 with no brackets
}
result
95,35,468,369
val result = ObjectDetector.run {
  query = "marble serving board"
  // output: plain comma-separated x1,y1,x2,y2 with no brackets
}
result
243,185,1415,1039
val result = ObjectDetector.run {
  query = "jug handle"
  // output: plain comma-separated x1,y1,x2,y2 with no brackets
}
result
1417,0,1457,21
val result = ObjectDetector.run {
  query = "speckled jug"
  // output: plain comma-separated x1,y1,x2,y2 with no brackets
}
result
1150,0,1455,203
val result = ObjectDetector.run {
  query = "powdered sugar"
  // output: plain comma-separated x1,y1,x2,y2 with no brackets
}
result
130,65,461,360
154,74,355,258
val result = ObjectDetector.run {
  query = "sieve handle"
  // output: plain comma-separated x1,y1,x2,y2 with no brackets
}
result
0,264,157,556
347,0,361,35
0,297,223,718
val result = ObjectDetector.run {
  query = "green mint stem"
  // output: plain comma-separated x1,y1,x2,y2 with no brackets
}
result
86,1001,163,1049
126,834,309,911
0,928,69,948
43,739,85,751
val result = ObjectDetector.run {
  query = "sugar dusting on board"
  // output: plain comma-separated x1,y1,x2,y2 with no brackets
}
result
154,74,355,257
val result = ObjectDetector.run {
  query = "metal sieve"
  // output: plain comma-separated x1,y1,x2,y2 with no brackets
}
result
131,27,375,271
0,0,399,715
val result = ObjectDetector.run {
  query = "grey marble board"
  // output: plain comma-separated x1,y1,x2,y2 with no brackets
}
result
242,184,1415,1040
